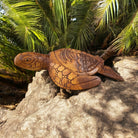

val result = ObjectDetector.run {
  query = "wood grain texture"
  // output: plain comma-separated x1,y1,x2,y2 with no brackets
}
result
14,52,49,71
14,48,123,90
48,48,104,90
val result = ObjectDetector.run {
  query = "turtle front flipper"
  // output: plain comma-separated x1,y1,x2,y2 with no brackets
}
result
48,64,101,90
69,75,101,90
98,65,124,81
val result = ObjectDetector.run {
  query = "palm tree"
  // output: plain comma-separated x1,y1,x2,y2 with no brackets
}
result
0,0,137,81
1,0,138,52
96,0,138,54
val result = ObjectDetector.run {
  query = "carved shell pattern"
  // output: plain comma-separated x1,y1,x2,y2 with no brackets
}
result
59,48,101,73
48,48,103,90
49,62,79,89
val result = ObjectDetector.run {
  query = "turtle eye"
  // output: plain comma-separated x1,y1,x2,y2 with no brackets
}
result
24,57,32,63
25,58,29,62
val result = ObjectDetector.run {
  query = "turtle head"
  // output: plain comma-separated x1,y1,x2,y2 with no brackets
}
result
14,52,49,71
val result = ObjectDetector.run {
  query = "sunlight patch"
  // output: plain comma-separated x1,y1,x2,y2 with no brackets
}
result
105,98,129,121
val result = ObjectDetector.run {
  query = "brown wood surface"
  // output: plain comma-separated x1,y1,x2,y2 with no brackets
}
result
14,48,123,90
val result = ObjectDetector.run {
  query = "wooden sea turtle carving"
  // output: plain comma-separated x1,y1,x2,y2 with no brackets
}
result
14,48,123,90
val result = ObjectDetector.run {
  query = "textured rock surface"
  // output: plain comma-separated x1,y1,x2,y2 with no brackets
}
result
0,57,138,138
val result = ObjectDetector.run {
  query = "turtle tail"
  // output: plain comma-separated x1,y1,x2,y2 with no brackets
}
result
98,65,124,81
100,45,116,61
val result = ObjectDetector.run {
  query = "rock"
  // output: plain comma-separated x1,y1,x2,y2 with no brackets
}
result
114,56,138,81
0,57,138,138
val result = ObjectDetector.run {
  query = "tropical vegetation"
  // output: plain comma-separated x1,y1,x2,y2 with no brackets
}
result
0,0,138,82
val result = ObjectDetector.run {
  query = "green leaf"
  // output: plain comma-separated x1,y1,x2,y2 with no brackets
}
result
66,1,96,50
111,10,138,53
2,0,48,52
96,0,119,29
52,0,67,32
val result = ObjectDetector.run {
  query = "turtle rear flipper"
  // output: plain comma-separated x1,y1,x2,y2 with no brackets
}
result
98,65,124,81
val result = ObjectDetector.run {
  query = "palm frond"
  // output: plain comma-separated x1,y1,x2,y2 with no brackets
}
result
2,0,49,52
67,1,96,50
0,15,34,81
111,10,138,53
0,37,23,72
71,0,83,5
36,0,60,49
52,0,67,33
121,0,136,13
0,31,33,81
0,16,22,71
0,16,21,46
96,0,119,29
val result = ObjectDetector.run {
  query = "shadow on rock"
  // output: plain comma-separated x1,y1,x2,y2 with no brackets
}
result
0,57,138,137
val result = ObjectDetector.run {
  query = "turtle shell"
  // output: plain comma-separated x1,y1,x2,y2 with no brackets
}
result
48,48,102,90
